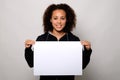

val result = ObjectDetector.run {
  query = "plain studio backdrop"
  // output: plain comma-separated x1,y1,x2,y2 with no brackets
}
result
0,0,120,80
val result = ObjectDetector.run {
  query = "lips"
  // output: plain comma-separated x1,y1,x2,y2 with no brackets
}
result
56,25,63,28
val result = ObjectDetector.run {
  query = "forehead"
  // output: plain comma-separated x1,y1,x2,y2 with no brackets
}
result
52,9,66,15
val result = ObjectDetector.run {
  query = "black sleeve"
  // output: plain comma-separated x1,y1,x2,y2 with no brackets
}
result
24,45,33,68
24,35,46,68
68,32,92,69
82,46,92,69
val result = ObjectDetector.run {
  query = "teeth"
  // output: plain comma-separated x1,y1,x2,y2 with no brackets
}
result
57,25,61,27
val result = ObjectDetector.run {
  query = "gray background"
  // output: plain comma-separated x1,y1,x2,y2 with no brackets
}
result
0,0,120,80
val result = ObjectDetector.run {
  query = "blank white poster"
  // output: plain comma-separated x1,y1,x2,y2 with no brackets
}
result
34,41,82,76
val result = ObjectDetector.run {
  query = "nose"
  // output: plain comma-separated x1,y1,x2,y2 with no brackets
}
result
57,19,61,24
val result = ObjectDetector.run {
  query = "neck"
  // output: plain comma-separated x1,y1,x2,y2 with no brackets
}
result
51,30,66,40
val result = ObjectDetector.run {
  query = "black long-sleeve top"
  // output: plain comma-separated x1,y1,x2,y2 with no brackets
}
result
25,32,92,69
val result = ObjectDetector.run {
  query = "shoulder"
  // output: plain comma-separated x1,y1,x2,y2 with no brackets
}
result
68,32,80,41
36,32,48,41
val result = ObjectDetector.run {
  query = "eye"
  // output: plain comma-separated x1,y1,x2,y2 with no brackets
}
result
53,17,57,20
61,17,66,20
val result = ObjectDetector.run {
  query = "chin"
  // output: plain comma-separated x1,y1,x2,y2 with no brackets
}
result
55,28,62,31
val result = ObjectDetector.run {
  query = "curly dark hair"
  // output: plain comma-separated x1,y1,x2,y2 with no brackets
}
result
43,3,76,33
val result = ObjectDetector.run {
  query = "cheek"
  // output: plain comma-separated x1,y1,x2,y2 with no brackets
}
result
51,21,55,26
63,21,66,25
51,20,57,24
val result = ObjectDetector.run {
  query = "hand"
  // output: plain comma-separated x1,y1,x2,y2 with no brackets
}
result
24,40,35,48
80,40,91,50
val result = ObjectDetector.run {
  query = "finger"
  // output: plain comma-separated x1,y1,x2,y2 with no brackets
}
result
81,40,91,46
25,40,35,45
25,44,31,48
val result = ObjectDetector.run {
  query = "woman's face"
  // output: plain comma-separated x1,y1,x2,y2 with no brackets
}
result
50,9,66,32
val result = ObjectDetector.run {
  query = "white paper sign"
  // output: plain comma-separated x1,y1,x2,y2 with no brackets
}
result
34,41,82,75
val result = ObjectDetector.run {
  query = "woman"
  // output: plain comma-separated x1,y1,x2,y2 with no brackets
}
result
25,3,92,80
